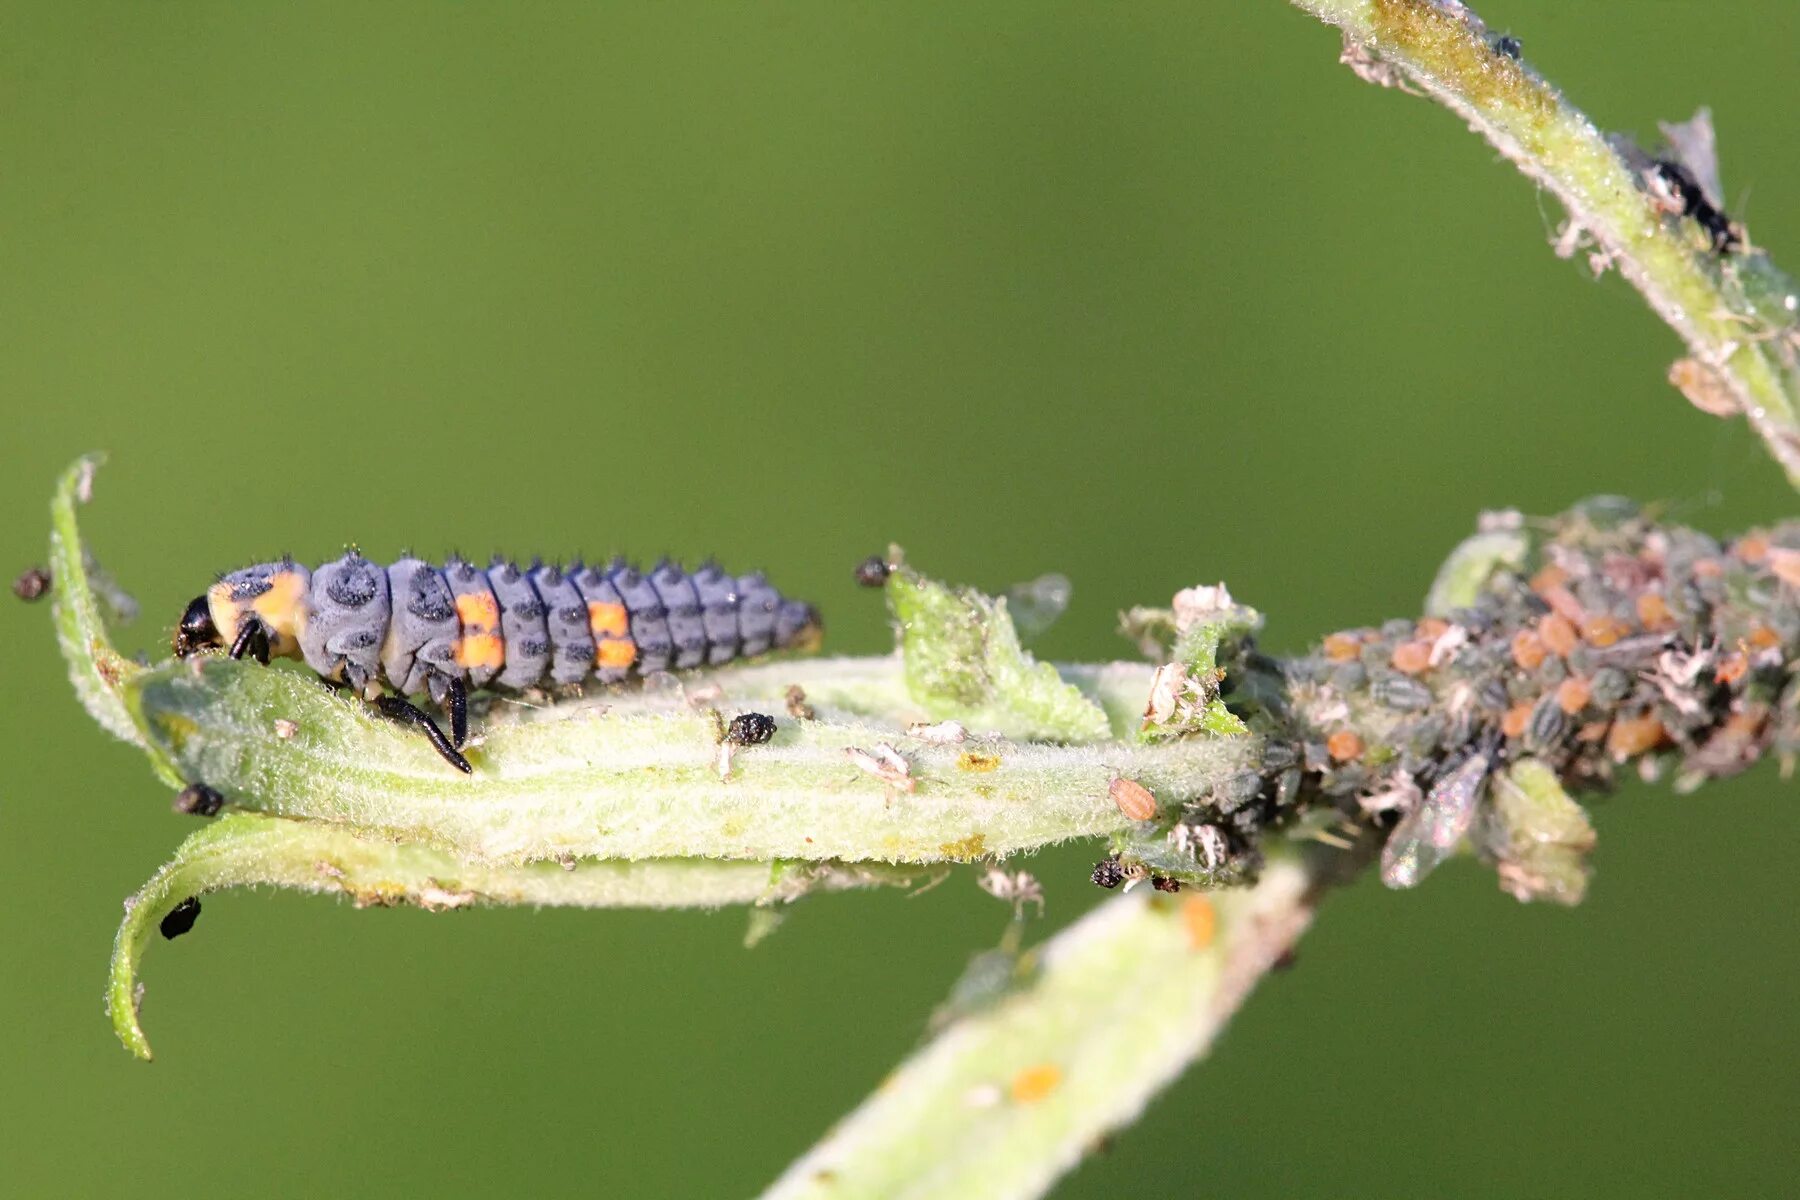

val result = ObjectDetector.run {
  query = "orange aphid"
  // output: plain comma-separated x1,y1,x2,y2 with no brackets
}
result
1502,702,1533,739
1635,593,1676,632
1416,617,1451,640
1722,708,1768,739
1530,564,1568,593
1322,633,1362,662
1734,532,1770,563
1715,651,1749,685
1511,629,1548,671
1182,895,1217,951
1539,584,1588,626
1749,625,1783,651
1109,777,1158,822
1606,714,1666,760
1010,1063,1063,1105
1768,548,1800,590
1391,640,1433,675
1538,613,1579,658
1326,730,1364,762
1576,720,1610,743
1581,616,1631,648
1556,677,1592,714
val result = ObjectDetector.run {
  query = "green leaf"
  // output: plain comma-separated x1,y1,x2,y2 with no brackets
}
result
885,563,1113,743
109,812,926,1060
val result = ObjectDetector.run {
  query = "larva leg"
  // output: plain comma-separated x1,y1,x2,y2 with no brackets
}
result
446,675,469,749
374,694,473,774
227,615,271,664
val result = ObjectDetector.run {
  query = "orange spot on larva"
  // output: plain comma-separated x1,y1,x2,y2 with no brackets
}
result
1182,895,1217,950
1555,677,1591,715
454,591,500,631
596,638,638,669
1326,730,1364,762
1010,1063,1062,1105
1606,714,1666,760
1510,629,1547,671
587,600,629,639
1635,593,1675,632
1581,616,1630,648
1576,720,1609,743
1322,633,1361,662
1390,640,1432,675
1502,702,1533,739
1715,651,1749,685
1109,777,1157,821
454,633,505,671
1749,624,1782,651
1693,558,1723,579
1537,613,1579,658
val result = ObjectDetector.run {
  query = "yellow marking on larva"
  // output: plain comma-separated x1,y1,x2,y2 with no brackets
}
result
1009,1063,1062,1105
587,601,629,639
206,582,242,642
596,638,638,669
455,591,500,632
251,570,309,655
455,633,505,670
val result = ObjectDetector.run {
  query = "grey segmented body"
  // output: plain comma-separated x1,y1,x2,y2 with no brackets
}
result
205,554,821,706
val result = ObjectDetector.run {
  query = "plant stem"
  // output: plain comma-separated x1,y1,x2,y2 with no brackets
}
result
1288,0,1800,487
108,812,927,1060
760,847,1349,1200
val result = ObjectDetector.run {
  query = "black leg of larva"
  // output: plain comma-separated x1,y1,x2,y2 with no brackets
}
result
228,615,271,664
375,694,473,774
445,676,469,749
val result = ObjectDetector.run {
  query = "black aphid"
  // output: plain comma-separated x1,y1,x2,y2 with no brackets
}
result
726,712,778,746
160,897,202,940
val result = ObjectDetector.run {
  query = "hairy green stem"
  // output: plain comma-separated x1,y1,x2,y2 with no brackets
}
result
1290,0,1800,487
761,849,1341,1200
127,656,1255,865
109,812,927,1060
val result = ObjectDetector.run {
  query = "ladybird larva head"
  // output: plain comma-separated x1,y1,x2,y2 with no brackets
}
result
173,594,220,658
778,600,826,654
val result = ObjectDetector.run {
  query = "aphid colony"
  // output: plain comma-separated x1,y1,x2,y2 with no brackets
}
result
173,554,821,772
1094,500,1800,901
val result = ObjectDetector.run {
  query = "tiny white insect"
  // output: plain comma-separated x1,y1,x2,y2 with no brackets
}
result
977,867,1044,918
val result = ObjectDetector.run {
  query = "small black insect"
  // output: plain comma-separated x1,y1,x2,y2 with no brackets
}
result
725,712,778,746
12,566,50,602
854,555,892,588
1150,875,1182,893
1493,34,1522,60
1650,159,1741,253
1090,857,1126,890
172,783,225,817
160,896,202,940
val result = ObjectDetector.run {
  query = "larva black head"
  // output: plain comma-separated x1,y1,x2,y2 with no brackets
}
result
173,594,220,658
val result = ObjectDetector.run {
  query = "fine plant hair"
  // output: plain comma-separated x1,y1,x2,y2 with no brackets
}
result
36,4,1800,1198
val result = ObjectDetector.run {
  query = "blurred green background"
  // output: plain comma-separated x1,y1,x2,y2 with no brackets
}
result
4,2,1796,1196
